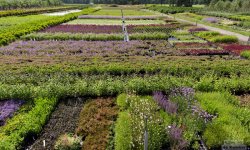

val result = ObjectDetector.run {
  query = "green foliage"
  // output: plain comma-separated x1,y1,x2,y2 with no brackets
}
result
0,97,58,149
22,32,170,41
0,0,62,10
90,9,155,16
0,5,85,17
209,35,238,43
115,94,166,150
0,8,97,46
194,31,238,43
65,19,166,25
114,111,133,150
241,51,250,59
196,92,250,147
208,0,250,13
116,93,128,110
194,31,220,39
148,6,202,14
195,75,215,92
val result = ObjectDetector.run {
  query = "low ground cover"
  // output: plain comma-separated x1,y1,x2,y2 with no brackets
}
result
41,24,177,34
90,8,156,16
64,19,166,25
78,15,162,20
21,32,170,41
194,31,238,43
0,7,97,46
0,5,85,17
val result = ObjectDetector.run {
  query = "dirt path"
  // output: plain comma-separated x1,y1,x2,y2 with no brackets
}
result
26,98,84,150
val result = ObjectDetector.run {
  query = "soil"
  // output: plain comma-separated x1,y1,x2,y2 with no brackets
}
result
25,98,84,150
238,94,250,107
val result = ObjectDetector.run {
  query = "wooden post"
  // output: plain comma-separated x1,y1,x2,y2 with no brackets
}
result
248,36,250,44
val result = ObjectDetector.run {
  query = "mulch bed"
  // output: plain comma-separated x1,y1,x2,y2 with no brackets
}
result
26,98,84,150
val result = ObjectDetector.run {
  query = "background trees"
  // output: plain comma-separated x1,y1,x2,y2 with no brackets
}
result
208,0,250,12
0,0,62,10
61,0,212,5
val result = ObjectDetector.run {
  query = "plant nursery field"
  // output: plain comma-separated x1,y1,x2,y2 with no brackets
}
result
0,5,250,150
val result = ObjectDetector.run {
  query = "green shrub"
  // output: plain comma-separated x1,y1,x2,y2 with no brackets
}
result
196,92,250,147
0,6,87,17
241,51,250,59
195,31,220,39
0,97,58,149
115,111,133,150
210,35,238,43
0,8,97,46
116,93,129,110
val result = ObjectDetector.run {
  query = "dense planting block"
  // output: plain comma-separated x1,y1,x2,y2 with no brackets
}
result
76,98,118,150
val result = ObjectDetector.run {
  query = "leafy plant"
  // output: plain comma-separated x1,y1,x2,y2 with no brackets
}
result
54,133,82,150
241,50,250,59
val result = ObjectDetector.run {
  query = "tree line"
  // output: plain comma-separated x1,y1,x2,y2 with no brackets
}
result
208,0,250,12
62,0,212,6
0,0,62,10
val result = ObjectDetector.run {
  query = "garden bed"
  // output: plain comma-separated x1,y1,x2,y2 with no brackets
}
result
64,19,166,25
27,98,84,149
0,99,25,126
76,98,118,150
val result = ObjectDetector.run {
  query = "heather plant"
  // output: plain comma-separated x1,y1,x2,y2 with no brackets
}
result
153,91,177,114
202,17,219,23
167,124,188,150
189,28,208,32
22,32,169,41
0,99,25,126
